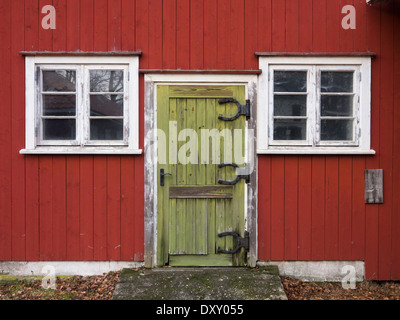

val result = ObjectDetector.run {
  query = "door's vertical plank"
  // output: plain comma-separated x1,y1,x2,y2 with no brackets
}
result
230,0,245,70
270,157,285,260
52,0,67,261
190,0,204,69
163,0,176,69
176,0,189,69
148,0,162,69
298,156,312,260
378,0,394,280
284,156,298,260
79,0,94,261
311,157,325,260
391,0,400,280
365,2,380,280
11,0,26,261
0,0,12,261
204,0,217,69
338,157,352,260
24,0,40,261
325,157,339,260
217,0,230,69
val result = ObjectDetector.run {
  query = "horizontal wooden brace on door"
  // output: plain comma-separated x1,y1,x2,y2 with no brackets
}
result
169,186,234,199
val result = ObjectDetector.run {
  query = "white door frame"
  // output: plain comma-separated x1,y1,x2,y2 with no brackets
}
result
143,74,258,268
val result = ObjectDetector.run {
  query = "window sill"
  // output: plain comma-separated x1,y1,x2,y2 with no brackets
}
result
257,148,376,155
20,148,143,155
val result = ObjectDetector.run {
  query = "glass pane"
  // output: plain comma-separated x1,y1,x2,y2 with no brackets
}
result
43,119,76,140
43,70,76,92
321,95,353,117
43,95,76,116
274,71,307,93
321,119,353,141
274,95,307,116
90,94,123,117
321,71,354,93
90,119,123,140
90,70,124,92
274,119,307,141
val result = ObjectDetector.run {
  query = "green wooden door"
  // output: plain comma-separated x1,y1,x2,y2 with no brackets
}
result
157,85,247,267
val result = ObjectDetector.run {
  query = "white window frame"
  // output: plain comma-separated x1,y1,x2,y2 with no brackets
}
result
258,56,375,155
20,56,141,154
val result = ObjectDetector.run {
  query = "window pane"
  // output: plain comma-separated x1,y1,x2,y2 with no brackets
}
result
43,70,76,92
90,119,123,140
274,119,307,141
90,94,123,117
321,95,353,117
274,95,307,116
43,95,76,116
90,70,124,92
321,71,354,93
274,71,307,93
43,119,76,140
321,119,353,141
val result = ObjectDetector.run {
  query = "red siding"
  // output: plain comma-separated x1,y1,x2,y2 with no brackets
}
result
0,0,399,280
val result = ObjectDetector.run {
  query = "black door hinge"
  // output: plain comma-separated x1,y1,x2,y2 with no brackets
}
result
217,231,249,254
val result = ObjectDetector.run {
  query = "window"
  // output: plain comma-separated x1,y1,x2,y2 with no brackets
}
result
258,56,374,154
21,56,140,154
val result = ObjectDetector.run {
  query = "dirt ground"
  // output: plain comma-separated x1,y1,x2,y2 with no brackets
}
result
282,277,400,300
0,271,119,300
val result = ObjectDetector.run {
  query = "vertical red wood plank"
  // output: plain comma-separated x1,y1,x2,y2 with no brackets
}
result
338,157,352,260
92,0,108,261
163,0,177,69
270,157,285,260
108,0,122,52
285,0,298,52
312,0,326,52
339,0,354,52
351,156,365,260
325,157,339,260
176,0,189,69
257,157,271,260
10,0,26,261
271,0,285,52
204,0,217,69
136,0,149,68
94,158,107,260
217,0,230,69
391,0,400,280
79,0,94,261
190,0,204,69
298,0,312,52
107,157,121,260
365,3,381,280
378,0,394,280
148,0,162,69
0,0,12,261
121,158,135,260
52,156,67,260
230,0,244,70
244,0,257,70
298,156,312,260
66,0,81,261
257,0,272,53
24,0,40,261
326,0,340,53
284,156,298,260
52,0,68,261
122,0,135,51
353,0,367,52
311,157,325,260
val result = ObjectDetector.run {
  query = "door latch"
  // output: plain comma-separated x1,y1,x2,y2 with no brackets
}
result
160,168,172,187
218,98,250,121
217,231,249,254
217,163,250,185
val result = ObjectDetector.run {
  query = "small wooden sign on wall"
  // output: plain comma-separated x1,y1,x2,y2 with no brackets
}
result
365,169,384,204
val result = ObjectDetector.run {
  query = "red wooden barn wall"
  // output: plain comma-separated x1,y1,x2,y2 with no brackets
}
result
0,0,399,280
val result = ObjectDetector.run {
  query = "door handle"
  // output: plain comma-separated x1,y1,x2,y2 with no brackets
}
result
160,168,172,186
